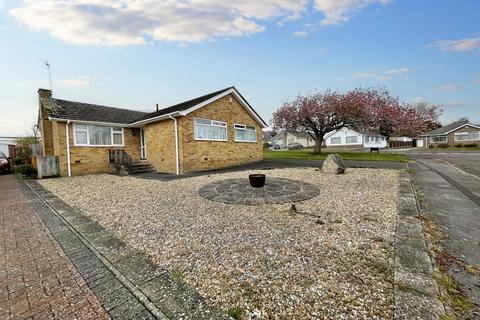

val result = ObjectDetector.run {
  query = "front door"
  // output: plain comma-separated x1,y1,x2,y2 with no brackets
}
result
140,128,147,159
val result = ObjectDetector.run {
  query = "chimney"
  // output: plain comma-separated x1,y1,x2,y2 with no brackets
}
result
156,103,159,112
38,88,52,99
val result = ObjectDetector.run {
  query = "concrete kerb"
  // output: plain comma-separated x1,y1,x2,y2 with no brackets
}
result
394,170,445,319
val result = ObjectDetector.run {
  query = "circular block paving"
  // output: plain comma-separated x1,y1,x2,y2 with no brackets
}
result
198,177,319,205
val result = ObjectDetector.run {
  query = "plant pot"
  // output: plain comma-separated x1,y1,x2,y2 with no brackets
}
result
249,174,266,188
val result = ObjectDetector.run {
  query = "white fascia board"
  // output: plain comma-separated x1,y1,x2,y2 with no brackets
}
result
128,112,181,126
179,88,268,128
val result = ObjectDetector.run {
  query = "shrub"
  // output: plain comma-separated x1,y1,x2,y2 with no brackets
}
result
429,144,435,149
454,143,463,148
14,164,36,177
464,143,478,148
437,143,450,149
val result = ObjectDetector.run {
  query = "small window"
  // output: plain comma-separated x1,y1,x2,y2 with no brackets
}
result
330,137,341,144
74,124,88,145
112,127,123,145
194,118,227,141
234,124,256,142
432,136,447,143
346,136,358,144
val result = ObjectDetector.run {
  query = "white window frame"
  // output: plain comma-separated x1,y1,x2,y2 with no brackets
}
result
454,131,480,142
431,135,447,143
345,136,358,144
330,137,341,144
234,123,257,143
73,123,125,147
193,117,228,142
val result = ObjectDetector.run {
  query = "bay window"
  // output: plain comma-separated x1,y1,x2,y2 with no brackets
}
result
73,124,124,146
431,136,447,143
234,124,256,142
194,118,227,141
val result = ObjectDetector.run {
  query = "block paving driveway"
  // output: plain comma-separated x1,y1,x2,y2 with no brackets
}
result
0,174,108,320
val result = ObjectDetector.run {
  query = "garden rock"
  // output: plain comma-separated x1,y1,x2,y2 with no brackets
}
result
321,154,346,174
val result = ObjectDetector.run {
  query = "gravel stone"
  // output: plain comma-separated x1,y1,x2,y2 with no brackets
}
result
39,168,399,319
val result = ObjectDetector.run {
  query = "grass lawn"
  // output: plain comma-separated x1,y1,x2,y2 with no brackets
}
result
264,149,409,162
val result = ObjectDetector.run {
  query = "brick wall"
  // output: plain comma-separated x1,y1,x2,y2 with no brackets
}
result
426,125,480,147
52,121,141,176
178,93,263,173
144,121,177,173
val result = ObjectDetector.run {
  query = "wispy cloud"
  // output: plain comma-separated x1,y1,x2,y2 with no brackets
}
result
315,0,391,25
438,83,460,92
56,75,91,87
292,30,308,37
353,67,411,81
442,101,464,108
410,97,426,103
431,36,480,52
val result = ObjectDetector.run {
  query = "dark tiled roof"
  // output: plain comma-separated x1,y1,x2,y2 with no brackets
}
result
41,86,267,127
133,87,234,123
422,119,474,136
41,98,148,124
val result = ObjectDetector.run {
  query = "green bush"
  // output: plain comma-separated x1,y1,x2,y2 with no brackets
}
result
14,164,36,176
464,143,478,148
429,144,435,149
454,143,463,148
437,143,450,149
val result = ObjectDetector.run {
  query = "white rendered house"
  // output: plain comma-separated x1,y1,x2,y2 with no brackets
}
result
324,127,387,149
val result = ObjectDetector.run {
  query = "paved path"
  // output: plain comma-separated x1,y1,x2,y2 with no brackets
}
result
409,153,480,318
0,174,108,320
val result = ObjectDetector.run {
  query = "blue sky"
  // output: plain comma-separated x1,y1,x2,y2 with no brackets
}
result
1,0,479,136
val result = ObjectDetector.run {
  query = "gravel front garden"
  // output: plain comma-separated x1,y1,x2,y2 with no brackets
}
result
39,168,399,319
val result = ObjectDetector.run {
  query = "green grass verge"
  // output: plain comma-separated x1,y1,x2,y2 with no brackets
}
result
263,149,409,162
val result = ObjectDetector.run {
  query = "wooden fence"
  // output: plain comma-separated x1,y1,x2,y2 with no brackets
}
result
33,155,60,178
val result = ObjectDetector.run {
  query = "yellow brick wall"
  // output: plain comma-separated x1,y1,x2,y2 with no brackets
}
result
178,93,263,173
53,121,141,176
144,121,177,173
39,118,54,156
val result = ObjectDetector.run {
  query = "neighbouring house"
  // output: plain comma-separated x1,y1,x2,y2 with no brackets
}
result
324,127,387,149
262,131,273,144
271,131,316,148
421,119,480,147
324,127,363,148
0,137,18,158
38,87,267,177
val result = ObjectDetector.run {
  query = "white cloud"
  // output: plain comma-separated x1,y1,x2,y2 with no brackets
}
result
292,30,308,37
442,101,464,108
353,67,410,81
314,0,391,25
10,0,308,45
438,83,460,92
56,75,91,87
410,97,426,103
432,36,480,52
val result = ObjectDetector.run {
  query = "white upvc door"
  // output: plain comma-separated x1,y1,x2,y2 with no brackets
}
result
140,128,147,159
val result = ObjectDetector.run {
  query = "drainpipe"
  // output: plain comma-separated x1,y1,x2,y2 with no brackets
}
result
169,115,180,175
65,120,72,177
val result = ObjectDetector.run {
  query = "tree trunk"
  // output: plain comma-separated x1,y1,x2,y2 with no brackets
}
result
314,136,323,153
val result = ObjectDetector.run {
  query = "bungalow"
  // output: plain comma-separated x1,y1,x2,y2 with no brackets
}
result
0,137,17,158
38,87,267,177
271,131,316,148
324,127,387,149
421,119,480,147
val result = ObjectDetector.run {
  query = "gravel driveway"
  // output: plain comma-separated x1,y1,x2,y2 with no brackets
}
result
39,168,399,319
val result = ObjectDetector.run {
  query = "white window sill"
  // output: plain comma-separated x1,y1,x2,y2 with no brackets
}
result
194,138,228,142
74,144,125,147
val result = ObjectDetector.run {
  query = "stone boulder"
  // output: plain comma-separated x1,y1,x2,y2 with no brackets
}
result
321,154,346,174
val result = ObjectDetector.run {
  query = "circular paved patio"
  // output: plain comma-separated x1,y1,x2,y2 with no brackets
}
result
198,177,319,205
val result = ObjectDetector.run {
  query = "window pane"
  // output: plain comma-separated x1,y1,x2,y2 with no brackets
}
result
113,133,123,145
235,129,256,142
346,136,357,143
75,124,87,131
194,124,227,140
113,127,122,132
212,121,226,127
89,126,111,145
75,131,87,144
331,137,341,144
